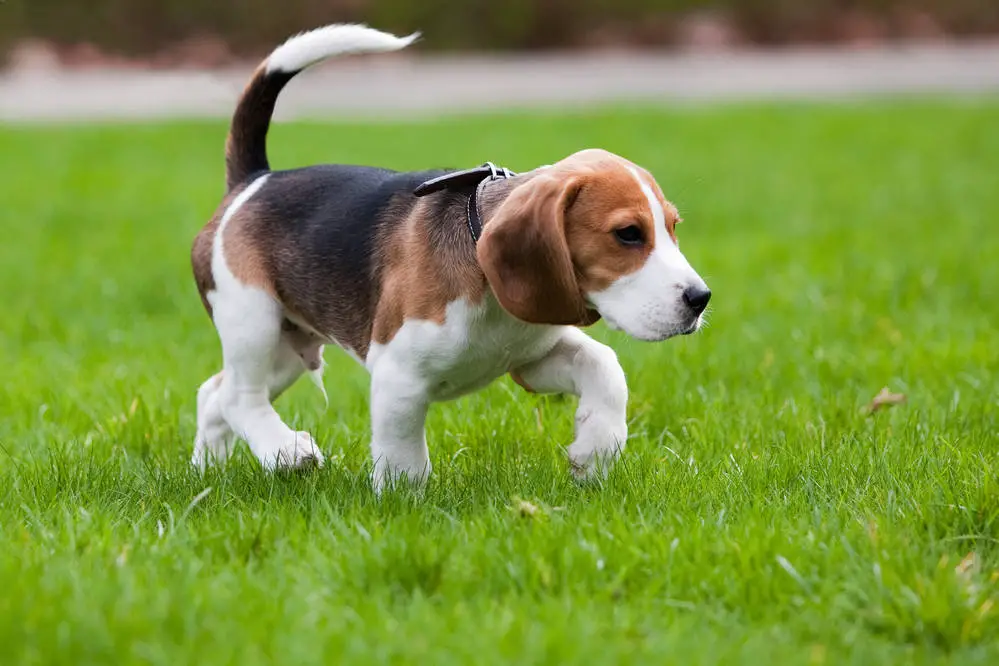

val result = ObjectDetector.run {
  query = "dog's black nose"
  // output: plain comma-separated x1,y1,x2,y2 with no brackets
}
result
682,285,711,315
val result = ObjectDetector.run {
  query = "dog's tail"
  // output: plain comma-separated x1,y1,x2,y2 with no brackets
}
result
225,24,419,191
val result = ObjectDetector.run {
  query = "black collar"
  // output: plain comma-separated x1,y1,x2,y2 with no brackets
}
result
413,162,517,242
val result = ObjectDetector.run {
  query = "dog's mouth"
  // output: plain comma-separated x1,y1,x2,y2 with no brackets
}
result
601,313,703,342
649,321,700,342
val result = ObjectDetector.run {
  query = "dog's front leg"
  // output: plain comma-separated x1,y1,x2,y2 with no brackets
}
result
369,358,431,493
513,327,628,480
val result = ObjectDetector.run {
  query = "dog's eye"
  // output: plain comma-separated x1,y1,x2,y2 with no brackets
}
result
613,225,644,246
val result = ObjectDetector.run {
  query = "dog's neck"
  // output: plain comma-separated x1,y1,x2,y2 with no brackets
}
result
474,170,541,236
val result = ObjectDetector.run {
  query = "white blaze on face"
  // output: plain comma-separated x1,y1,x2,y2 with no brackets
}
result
586,168,709,342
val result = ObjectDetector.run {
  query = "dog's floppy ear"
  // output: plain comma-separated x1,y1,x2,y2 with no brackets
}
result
477,173,600,326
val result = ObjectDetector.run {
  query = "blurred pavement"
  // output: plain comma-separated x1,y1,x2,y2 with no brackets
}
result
2,41,999,122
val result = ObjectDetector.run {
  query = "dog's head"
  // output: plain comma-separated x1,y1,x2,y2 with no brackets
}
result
478,149,710,341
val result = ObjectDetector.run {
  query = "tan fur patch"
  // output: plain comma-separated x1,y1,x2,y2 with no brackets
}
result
559,151,658,294
192,185,246,317
191,182,278,320
219,199,277,295
371,198,488,347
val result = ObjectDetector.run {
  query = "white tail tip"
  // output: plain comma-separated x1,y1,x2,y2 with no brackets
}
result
267,23,420,74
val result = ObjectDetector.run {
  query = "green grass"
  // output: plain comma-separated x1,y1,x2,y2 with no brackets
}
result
1,101,998,665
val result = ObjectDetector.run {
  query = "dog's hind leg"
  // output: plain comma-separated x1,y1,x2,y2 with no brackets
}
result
196,172,323,471
212,290,324,470
192,336,317,470
192,371,235,469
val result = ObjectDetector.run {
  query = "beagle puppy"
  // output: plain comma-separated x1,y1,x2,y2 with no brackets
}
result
190,24,711,491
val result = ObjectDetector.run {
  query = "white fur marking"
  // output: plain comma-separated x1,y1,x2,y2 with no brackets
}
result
266,24,419,74
630,167,671,249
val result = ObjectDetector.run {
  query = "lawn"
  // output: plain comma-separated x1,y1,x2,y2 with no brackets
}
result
1,101,997,665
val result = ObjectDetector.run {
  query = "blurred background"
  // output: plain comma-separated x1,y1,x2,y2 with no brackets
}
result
3,0,999,122
3,0,999,63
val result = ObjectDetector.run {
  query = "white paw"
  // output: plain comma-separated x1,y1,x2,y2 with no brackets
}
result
567,414,626,482
191,436,232,471
191,450,206,471
371,458,431,496
568,451,614,482
272,431,324,470
191,445,210,471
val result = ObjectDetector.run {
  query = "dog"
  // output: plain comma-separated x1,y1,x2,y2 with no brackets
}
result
190,24,711,491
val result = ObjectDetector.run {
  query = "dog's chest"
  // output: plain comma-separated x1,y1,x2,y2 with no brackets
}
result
367,297,561,402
